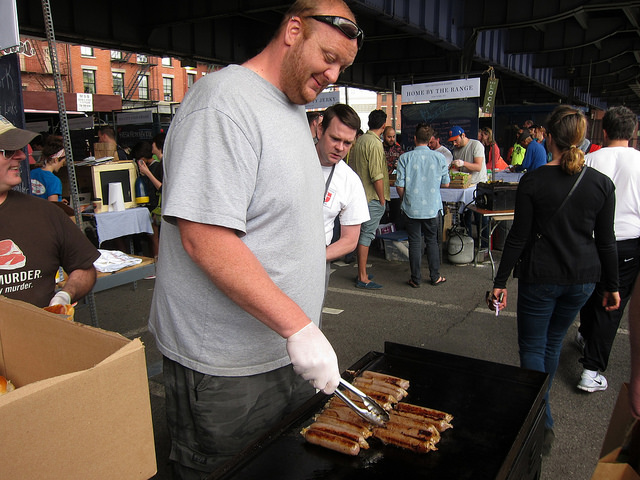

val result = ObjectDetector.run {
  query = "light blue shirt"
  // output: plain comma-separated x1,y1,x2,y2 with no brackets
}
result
395,146,450,219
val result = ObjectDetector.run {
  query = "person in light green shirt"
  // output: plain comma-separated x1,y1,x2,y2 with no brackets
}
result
349,109,389,289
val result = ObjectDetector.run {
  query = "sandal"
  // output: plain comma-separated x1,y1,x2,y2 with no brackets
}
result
407,279,420,288
431,276,447,286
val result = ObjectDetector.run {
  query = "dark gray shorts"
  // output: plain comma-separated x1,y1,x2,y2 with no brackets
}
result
163,356,314,479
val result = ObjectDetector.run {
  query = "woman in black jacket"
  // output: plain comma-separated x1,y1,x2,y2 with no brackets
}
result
489,105,620,454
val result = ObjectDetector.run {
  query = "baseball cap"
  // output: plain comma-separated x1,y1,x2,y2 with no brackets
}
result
448,126,464,141
0,115,38,150
518,128,533,143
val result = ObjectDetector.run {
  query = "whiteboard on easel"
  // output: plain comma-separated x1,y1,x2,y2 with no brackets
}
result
0,0,20,52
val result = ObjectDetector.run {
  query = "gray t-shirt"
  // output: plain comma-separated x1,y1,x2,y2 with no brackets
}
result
149,65,326,376
453,138,487,184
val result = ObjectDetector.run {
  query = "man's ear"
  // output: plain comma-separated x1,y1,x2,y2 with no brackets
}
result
284,16,303,47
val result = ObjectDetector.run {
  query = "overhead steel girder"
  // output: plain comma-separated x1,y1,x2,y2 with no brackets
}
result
464,0,640,32
505,17,630,54
533,37,640,69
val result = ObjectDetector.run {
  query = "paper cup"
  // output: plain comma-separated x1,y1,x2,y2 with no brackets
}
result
108,183,125,212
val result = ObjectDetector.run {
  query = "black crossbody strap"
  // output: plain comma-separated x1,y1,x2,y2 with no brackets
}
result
553,165,587,218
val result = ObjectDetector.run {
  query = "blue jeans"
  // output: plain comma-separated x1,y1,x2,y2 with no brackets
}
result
404,213,440,284
517,282,595,429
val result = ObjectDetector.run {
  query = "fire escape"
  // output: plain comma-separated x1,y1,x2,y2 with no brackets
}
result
30,40,71,92
111,52,158,103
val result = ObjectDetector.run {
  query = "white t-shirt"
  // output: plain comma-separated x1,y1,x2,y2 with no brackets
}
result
149,65,326,376
436,145,453,165
322,161,369,245
586,146,640,241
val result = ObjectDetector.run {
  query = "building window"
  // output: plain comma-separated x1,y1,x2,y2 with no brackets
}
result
381,105,387,113
187,72,196,89
163,77,173,101
83,69,96,94
137,54,148,64
138,75,149,100
381,93,387,102
80,46,94,57
112,72,124,96
162,57,172,67
111,50,122,60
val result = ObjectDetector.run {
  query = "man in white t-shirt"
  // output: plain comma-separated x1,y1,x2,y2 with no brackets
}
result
317,104,369,263
577,105,640,393
428,132,453,166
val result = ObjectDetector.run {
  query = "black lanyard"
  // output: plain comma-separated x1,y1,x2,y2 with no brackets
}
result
324,164,336,201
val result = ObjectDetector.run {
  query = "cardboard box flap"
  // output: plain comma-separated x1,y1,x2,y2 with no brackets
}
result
0,339,144,406
0,297,128,386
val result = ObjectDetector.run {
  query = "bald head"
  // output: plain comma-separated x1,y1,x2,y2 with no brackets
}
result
383,126,397,148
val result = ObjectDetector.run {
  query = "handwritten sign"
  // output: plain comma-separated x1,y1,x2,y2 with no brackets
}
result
0,54,30,194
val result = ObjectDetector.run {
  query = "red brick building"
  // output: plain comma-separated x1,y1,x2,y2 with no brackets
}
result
18,36,216,117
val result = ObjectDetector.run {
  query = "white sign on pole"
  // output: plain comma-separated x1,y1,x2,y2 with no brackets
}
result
305,90,340,110
0,0,20,51
401,78,481,103
76,93,93,112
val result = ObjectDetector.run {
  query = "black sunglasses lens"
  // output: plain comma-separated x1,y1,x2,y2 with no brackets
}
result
310,16,363,47
336,19,358,39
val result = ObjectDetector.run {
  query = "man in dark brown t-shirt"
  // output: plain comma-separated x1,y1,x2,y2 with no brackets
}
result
0,115,99,307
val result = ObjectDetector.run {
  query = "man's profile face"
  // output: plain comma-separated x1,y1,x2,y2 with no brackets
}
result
0,148,26,193
383,130,396,147
280,14,358,105
316,118,356,167
428,136,439,150
451,134,466,148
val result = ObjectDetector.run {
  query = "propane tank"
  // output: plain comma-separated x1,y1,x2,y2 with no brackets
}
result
135,175,150,205
447,226,475,264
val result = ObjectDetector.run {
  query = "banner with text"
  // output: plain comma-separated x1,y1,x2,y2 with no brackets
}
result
402,78,481,103
305,90,340,110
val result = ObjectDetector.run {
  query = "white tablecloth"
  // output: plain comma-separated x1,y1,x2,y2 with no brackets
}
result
440,185,477,210
94,208,153,245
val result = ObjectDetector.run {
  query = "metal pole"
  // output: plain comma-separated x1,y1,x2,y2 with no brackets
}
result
392,79,397,131
40,0,99,326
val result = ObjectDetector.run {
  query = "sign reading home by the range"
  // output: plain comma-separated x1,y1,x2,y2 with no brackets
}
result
402,78,481,103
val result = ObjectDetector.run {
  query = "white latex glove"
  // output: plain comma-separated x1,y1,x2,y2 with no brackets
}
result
49,290,71,306
452,159,465,168
286,322,340,394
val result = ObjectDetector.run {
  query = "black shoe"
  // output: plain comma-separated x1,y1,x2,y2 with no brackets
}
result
542,427,555,456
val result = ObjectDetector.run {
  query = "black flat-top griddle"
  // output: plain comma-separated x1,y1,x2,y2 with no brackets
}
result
211,342,549,480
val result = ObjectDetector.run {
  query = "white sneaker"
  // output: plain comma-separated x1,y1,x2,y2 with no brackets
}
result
577,369,607,392
575,331,585,352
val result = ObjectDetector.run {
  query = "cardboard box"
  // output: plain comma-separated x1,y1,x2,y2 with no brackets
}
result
592,383,640,480
442,207,453,243
0,297,157,479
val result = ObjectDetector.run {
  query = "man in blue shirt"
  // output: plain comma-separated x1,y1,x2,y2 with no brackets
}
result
395,125,450,287
515,129,547,172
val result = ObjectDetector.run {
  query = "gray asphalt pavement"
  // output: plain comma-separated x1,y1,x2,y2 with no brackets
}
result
74,244,631,480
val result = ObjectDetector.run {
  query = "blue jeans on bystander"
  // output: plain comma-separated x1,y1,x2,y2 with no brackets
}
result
516,281,595,429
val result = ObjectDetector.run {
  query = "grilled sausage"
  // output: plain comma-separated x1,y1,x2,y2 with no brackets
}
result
305,422,370,448
372,427,436,453
303,428,361,456
360,371,410,390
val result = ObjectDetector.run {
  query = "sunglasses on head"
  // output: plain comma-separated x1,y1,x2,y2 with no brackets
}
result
0,149,19,159
307,15,364,49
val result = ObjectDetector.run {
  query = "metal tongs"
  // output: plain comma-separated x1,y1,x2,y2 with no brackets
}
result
334,378,390,426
